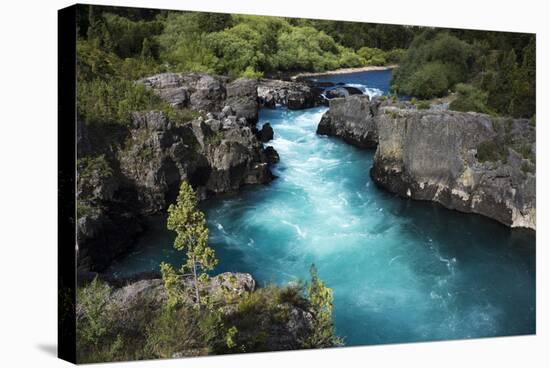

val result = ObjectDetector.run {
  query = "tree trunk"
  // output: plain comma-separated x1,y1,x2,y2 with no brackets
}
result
192,257,200,305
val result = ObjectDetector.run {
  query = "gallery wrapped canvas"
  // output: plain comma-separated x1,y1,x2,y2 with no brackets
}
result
58,3,536,364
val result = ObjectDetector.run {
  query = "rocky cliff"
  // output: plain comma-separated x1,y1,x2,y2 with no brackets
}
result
77,73,326,272
317,97,536,230
317,95,379,148
258,78,324,109
77,73,284,272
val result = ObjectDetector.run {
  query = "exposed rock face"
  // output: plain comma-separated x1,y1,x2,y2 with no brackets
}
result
372,108,536,230
141,73,259,125
226,78,259,125
118,111,272,213
324,86,363,99
77,211,143,272
317,96,536,230
259,122,274,142
317,95,379,148
263,146,280,164
77,73,278,272
258,79,324,109
106,272,256,313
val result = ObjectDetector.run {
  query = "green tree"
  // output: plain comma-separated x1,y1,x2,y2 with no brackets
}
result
391,32,473,98
306,264,342,348
167,181,218,305
486,49,518,115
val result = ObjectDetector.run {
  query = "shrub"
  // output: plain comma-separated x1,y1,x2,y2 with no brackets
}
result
78,79,163,125
76,278,125,363
241,66,264,79
357,47,387,65
400,62,449,98
450,83,492,114
476,140,508,163
385,48,406,64
391,32,473,98
416,100,430,110
77,154,112,180
145,308,207,359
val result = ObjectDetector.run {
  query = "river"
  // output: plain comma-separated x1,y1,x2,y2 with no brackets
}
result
106,69,535,346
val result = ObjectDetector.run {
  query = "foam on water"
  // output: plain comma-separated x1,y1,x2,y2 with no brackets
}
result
106,70,535,346
203,106,534,345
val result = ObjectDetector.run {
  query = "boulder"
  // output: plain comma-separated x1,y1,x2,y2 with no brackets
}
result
259,122,274,142
317,95,378,148
258,79,323,110
263,146,280,164
226,77,259,125
324,86,363,99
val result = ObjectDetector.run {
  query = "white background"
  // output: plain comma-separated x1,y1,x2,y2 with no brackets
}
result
0,0,547,366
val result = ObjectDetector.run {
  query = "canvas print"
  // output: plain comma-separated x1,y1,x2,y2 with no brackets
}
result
58,3,536,364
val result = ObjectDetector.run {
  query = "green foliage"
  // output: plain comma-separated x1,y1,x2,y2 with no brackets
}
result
305,264,342,348
167,181,218,305
392,32,473,98
78,78,162,125
77,277,111,348
482,38,536,118
274,26,353,72
76,277,124,363
416,100,431,110
77,154,112,180
145,307,207,359
87,11,163,59
450,83,492,114
400,62,450,98
393,29,535,117
302,19,416,50
160,262,185,310
357,47,387,65
224,326,239,349
476,140,508,163
157,12,217,73
385,48,407,64
77,201,97,218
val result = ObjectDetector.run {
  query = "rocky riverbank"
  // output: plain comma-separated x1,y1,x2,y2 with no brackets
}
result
317,96,536,230
77,72,324,273
76,271,327,361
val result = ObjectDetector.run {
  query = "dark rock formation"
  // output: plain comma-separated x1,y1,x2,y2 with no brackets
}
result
116,111,274,212
317,96,536,230
226,77,259,125
259,122,274,142
141,73,259,125
263,146,280,164
317,95,378,148
324,86,363,99
77,73,279,272
258,79,324,109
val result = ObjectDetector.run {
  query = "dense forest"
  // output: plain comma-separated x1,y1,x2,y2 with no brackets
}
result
77,5,535,127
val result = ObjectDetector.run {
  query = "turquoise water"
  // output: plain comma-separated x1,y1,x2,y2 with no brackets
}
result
107,71,535,346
